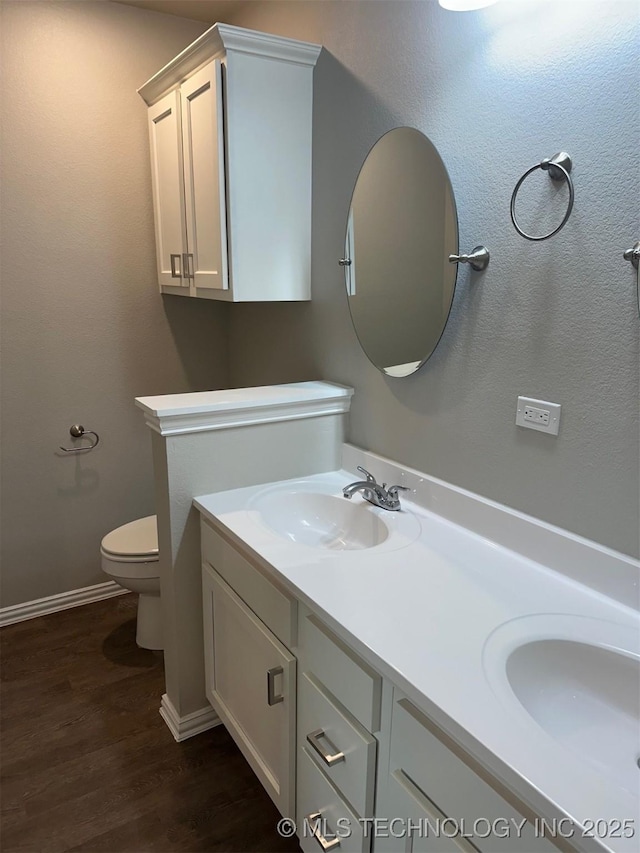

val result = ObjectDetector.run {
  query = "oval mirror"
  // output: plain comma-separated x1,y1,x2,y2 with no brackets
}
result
342,127,459,377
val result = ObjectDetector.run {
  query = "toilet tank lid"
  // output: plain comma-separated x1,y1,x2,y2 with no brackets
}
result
101,515,158,558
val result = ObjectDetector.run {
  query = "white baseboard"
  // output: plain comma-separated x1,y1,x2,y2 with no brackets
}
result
0,580,128,627
160,693,221,742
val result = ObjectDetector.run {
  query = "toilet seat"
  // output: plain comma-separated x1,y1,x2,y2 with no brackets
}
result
101,515,159,578
101,515,158,560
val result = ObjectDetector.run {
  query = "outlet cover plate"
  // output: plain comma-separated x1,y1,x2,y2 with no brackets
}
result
516,396,561,435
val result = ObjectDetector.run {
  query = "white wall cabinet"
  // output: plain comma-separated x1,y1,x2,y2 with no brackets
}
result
147,61,226,293
139,24,321,301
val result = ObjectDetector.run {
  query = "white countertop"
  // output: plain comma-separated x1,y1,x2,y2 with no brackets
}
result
194,466,639,853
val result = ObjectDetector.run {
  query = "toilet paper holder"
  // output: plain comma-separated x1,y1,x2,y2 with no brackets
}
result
59,424,100,453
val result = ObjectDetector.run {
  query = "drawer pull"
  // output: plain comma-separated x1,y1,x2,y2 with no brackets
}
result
305,812,341,851
266,666,284,705
183,252,195,280
170,253,182,278
306,728,345,767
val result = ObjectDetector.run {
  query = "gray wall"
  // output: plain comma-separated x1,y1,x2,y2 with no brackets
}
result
1,0,637,614
224,0,640,558
0,1,220,608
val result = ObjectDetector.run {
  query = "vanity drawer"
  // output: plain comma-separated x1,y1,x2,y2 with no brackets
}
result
201,519,296,647
389,694,559,853
299,672,377,818
300,613,382,733
297,746,369,853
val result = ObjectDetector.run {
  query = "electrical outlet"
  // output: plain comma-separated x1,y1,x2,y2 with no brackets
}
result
516,396,561,435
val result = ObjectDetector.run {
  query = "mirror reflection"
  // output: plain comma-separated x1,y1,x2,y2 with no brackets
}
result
343,127,459,377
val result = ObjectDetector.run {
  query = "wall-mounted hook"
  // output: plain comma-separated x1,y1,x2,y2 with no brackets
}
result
59,425,100,453
449,245,490,272
623,241,640,270
623,241,640,319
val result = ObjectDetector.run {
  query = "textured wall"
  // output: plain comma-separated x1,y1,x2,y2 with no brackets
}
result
0,1,219,608
224,0,640,558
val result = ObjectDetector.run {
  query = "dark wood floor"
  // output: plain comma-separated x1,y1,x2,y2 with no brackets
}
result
0,595,300,853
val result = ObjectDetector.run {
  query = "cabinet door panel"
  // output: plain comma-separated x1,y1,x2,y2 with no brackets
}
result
181,60,228,291
376,769,476,853
203,565,295,817
388,697,558,853
147,90,187,290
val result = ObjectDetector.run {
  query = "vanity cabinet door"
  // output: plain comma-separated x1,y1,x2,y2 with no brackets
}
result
375,769,477,853
202,564,296,818
147,89,187,291
383,695,559,853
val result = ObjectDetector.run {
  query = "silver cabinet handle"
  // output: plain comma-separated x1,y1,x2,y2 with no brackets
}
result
170,253,182,278
306,729,345,767
182,252,195,280
266,666,284,706
305,813,341,851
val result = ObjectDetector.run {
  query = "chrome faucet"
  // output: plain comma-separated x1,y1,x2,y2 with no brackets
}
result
343,466,410,511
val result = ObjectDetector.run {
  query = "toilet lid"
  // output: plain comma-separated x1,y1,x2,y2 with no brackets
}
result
101,515,158,559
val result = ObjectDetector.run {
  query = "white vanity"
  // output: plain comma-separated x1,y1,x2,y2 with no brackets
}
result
194,450,639,853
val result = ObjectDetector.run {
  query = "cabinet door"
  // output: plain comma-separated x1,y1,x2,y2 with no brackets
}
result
181,60,228,292
202,565,295,817
375,769,476,853
147,90,187,291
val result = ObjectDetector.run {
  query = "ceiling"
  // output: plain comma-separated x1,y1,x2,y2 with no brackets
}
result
113,1,265,24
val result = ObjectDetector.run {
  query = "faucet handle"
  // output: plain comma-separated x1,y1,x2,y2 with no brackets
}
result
357,466,377,483
387,484,410,498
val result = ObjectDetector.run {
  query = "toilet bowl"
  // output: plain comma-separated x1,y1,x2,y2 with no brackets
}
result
100,515,162,650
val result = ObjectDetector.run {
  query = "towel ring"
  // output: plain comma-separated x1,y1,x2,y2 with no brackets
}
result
510,152,574,242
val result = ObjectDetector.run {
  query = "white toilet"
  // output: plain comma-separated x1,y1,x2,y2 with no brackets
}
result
100,515,162,650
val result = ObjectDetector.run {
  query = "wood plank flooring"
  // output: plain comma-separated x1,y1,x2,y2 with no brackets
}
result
0,595,300,852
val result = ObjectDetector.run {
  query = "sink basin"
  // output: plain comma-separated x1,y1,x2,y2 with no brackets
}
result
252,491,388,550
483,614,640,795
507,639,639,792
248,474,421,552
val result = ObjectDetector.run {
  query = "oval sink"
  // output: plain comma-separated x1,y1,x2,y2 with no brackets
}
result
507,639,639,791
483,614,640,795
252,491,389,550
247,474,421,552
